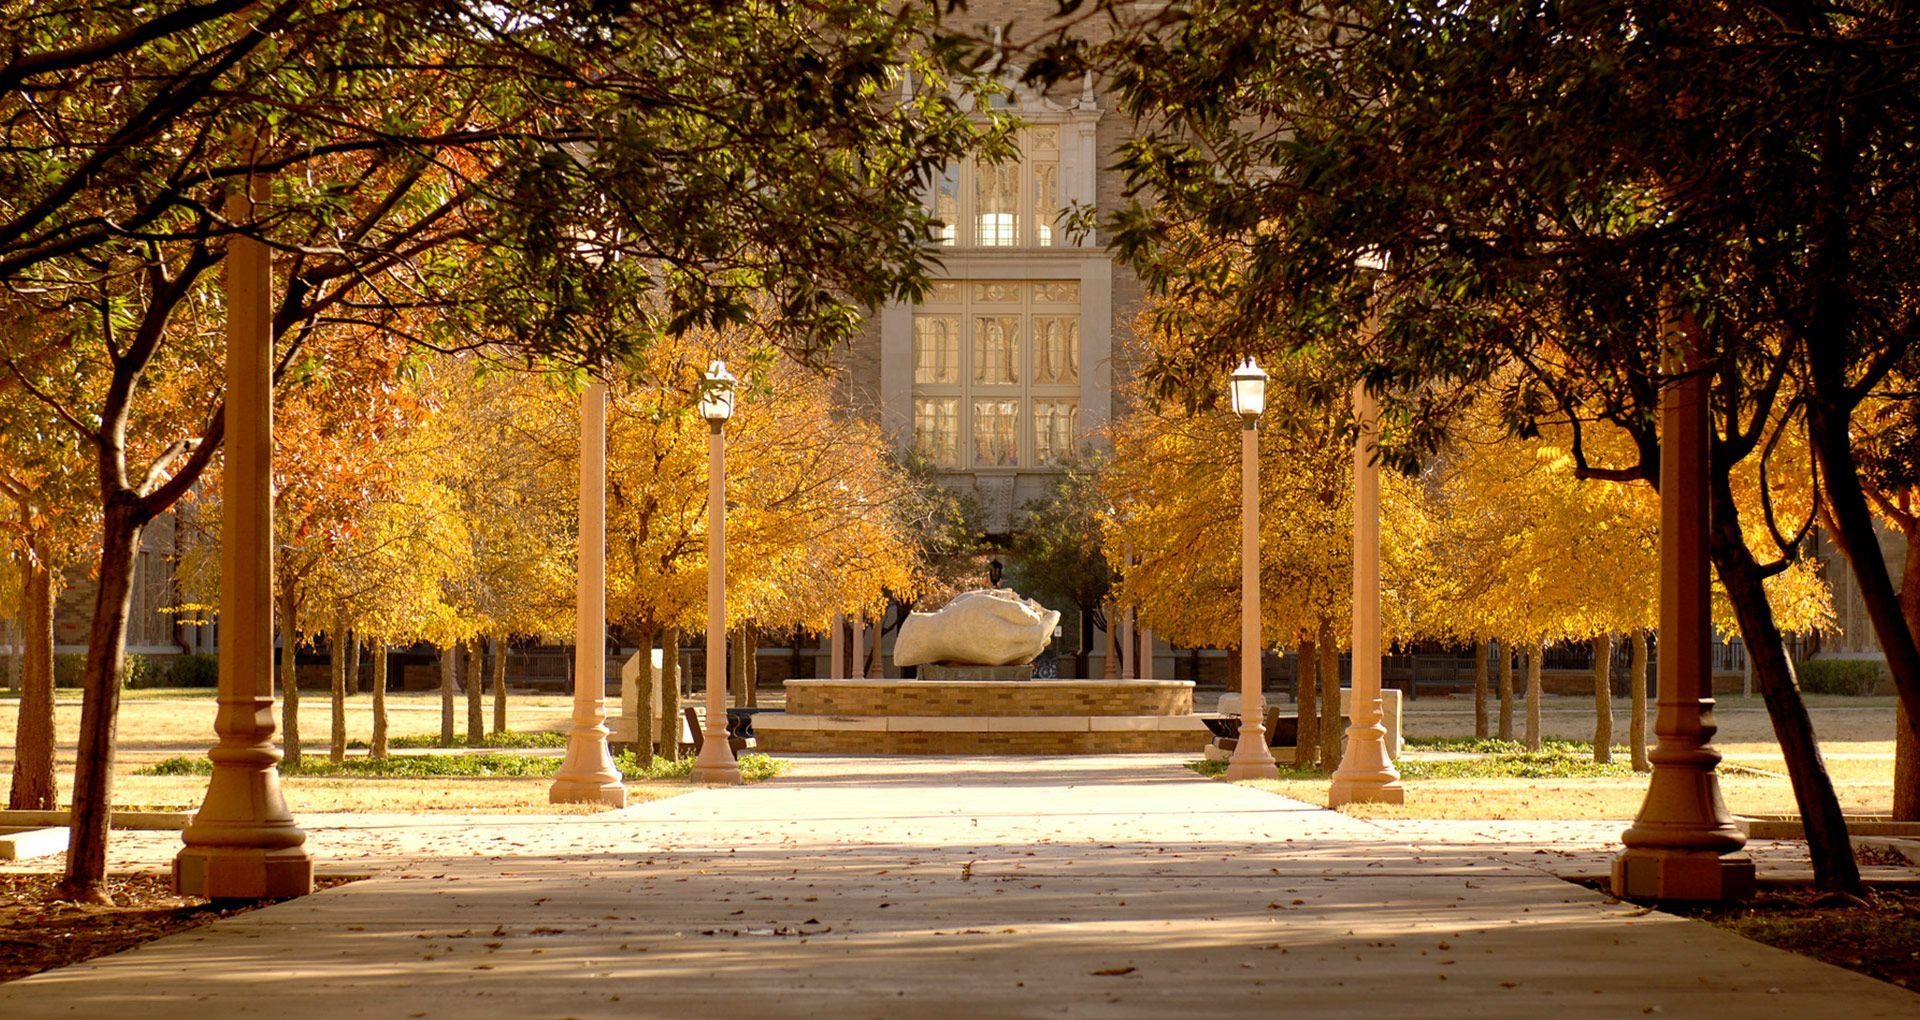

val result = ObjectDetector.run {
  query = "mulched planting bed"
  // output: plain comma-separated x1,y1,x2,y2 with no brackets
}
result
1673,887,1920,992
0,873,353,985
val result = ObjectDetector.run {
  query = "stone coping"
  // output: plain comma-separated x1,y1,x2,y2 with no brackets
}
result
784,678,1195,690
0,808,192,831
757,713,1210,733
0,825,68,861
784,677,1196,718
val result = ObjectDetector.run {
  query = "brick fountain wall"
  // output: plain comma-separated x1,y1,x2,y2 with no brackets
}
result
757,678,1209,755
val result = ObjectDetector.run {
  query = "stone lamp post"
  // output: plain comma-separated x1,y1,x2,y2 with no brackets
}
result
1224,358,1279,781
693,360,744,784
548,378,628,807
175,168,314,899
1329,380,1404,805
546,147,629,806
1612,311,1754,899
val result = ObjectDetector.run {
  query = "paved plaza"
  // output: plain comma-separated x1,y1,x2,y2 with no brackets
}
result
3,755,1916,1018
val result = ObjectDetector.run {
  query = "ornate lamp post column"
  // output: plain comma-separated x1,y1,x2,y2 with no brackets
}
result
1330,381,1404,805
175,168,313,899
1612,311,1754,899
693,361,744,784
549,380,627,806
1224,359,1278,781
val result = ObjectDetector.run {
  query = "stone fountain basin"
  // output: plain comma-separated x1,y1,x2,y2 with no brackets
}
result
780,677,1194,718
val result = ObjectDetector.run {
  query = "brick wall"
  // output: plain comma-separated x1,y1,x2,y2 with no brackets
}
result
758,728,1201,755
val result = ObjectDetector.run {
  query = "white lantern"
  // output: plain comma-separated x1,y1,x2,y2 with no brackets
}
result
1228,357,1268,420
699,360,736,424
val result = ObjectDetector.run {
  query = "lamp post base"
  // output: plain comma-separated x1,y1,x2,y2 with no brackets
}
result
1329,719,1404,806
174,846,312,901
549,726,628,807
548,776,628,807
1612,848,1755,902
1328,773,1406,806
1223,723,1278,781
1612,742,1752,901
692,739,743,785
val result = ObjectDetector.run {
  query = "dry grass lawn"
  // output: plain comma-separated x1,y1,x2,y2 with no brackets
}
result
1259,692,1902,820
4,686,1904,820
0,687,679,813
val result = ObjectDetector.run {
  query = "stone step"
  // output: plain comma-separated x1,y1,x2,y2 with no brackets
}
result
0,808,193,831
783,678,1195,717
755,713,1209,734
753,713,1213,755
0,825,69,861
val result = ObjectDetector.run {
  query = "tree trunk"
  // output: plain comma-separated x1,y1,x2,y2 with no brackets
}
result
370,638,389,759
1103,602,1119,678
1710,480,1859,892
1075,606,1093,679
7,538,57,810
1472,638,1489,741
1592,633,1614,763
4,602,19,696
1806,392,1920,767
1897,703,1918,822
328,611,347,764
729,629,746,706
466,636,484,744
865,615,883,681
279,589,301,772
491,632,508,737
1524,639,1543,751
1629,629,1650,772
1892,523,1920,821
438,642,456,748
55,500,142,904
659,627,681,760
1294,635,1318,769
346,629,360,695
1317,618,1340,769
1496,641,1514,741
752,626,766,706
630,624,657,758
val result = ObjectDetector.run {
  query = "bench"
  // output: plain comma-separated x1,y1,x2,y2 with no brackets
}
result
683,706,753,755
1199,705,1296,749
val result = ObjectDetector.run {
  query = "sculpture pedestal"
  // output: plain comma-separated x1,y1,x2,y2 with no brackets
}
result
919,663,1032,682
759,678,1203,754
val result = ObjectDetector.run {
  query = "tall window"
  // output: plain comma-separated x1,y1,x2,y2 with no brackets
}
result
911,280,1080,469
932,126,1064,249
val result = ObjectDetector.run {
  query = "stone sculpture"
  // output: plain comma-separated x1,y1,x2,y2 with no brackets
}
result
893,588,1061,668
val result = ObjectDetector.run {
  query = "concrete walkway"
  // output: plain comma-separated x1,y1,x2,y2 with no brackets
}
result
4,755,1916,1018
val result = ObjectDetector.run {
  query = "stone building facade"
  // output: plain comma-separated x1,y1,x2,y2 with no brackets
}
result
835,3,1145,537
51,510,207,657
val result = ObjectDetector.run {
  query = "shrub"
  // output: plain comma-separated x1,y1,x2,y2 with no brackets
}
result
169,653,219,688
143,755,210,776
614,751,787,782
140,749,791,783
1798,658,1886,696
53,653,85,688
1404,736,1617,756
1191,747,1636,781
388,730,569,750
140,753,563,779
121,653,167,689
